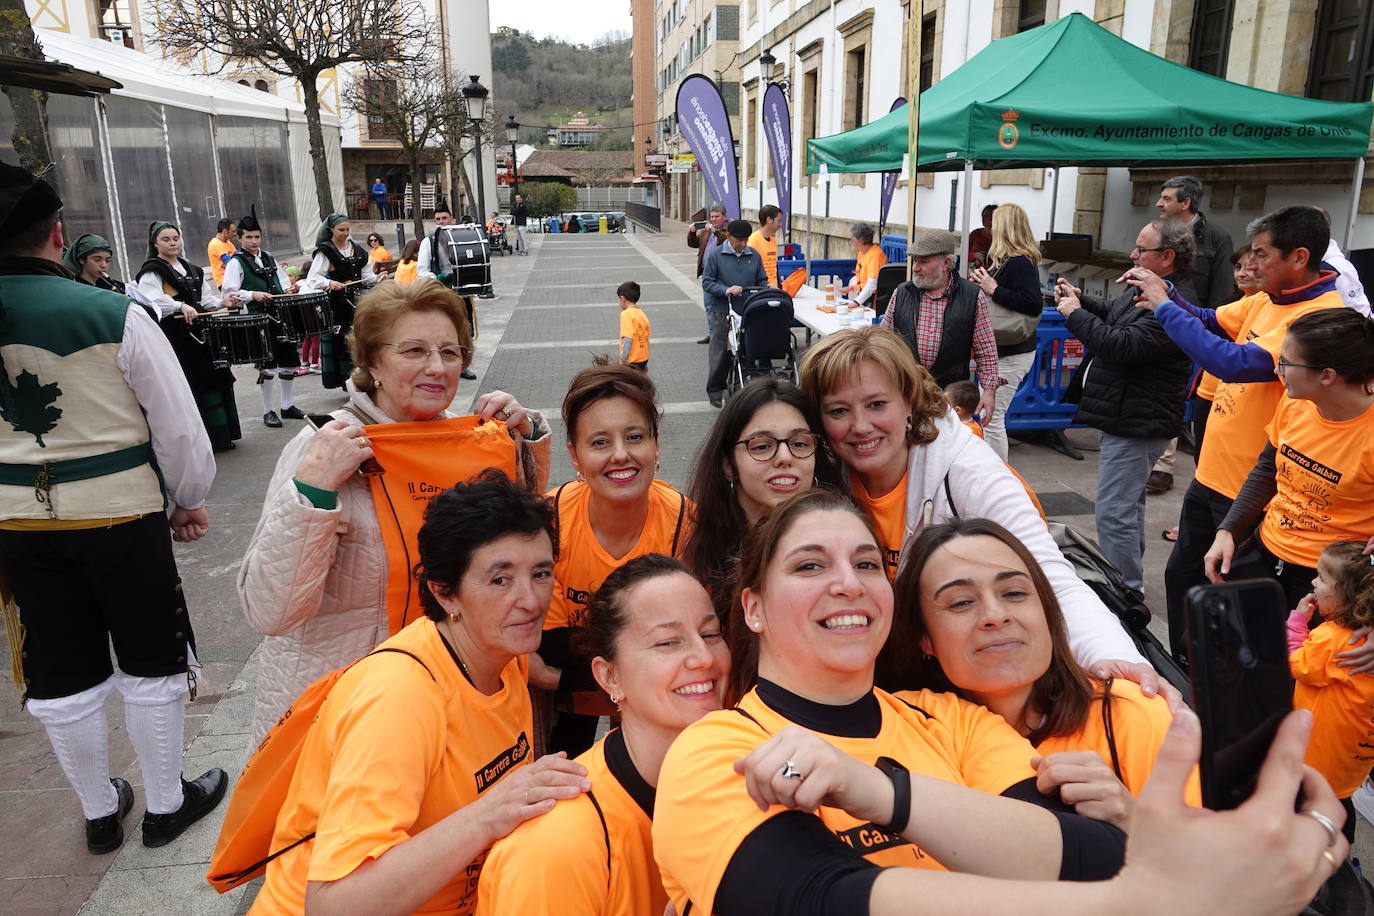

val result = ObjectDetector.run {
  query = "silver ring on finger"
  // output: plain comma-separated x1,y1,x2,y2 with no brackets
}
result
496,409,510,420
1303,808,1341,848
780,760,804,780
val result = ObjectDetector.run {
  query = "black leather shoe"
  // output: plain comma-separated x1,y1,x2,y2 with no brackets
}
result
279,405,306,420
263,410,282,428
86,777,134,854
697,336,709,344
141,768,228,848
461,369,477,380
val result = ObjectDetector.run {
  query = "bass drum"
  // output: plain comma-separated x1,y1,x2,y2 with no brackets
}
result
434,225,492,297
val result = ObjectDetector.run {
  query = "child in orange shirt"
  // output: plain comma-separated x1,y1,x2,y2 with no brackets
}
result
944,380,1046,522
1287,539,1374,842
617,280,651,372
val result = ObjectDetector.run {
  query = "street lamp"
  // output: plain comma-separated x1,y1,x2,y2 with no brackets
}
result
505,114,520,202
461,74,488,223
759,48,776,83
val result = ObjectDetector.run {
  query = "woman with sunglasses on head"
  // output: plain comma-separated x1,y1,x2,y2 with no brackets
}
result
476,554,729,915
798,325,1170,700
239,280,549,742
653,487,1345,915
1205,309,1374,614
684,378,840,619
536,366,692,757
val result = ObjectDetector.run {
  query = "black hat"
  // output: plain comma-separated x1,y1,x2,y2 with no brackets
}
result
0,163,61,238
727,219,752,240
433,199,452,216
237,205,261,234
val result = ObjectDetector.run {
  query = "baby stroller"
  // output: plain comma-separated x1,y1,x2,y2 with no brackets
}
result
725,287,798,396
486,218,512,256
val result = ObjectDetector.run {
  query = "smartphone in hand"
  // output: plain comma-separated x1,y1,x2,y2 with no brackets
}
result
1187,579,1293,810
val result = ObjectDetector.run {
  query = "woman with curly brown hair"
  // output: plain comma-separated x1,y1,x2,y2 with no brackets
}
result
797,325,1167,693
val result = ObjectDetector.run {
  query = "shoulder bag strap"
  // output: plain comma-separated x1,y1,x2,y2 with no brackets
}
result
1100,677,1124,783
586,790,613,893
670,489,688,555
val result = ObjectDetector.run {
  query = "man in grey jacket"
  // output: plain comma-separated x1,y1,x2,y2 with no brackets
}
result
702,219,766,407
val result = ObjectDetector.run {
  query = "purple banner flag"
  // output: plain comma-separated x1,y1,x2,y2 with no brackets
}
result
879,97,908,234
675,74,741,220
762,82,792,235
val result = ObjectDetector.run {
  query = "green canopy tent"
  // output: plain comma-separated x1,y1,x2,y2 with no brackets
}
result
803,12,1374,268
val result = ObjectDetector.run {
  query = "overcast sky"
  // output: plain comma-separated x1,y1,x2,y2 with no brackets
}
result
490,0,632,46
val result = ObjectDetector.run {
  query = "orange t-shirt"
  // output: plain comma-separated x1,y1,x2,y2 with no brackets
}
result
207,237,236,287
854,244,888,293
252,619,532,915
1291,621,1374,798
476,729,666,915
1258,397,1374,568
618,305,651,364
747,230,779,288
850,471,909,580
394,260,418,285
654,686,1036,915
369,245,393,263
1036,678,1201,804
1195,288,1343,499
544,479,691,630
1195,370,1219,402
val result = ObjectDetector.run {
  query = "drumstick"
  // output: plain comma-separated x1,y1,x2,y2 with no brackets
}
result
173,308,232,319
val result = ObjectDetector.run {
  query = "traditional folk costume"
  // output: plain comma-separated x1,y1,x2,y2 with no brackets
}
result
415,205,478,377
221,209,305,428
303,214,376,390
61,233,157,322
136,221,241,451
0,166,226,855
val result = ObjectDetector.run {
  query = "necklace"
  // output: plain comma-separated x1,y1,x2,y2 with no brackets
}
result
438,618,474,685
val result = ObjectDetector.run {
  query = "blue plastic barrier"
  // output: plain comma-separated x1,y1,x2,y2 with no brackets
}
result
782,243,803,259
777,258,858,287
1004,308,1084,432
547,217,560,233
880,235,908,263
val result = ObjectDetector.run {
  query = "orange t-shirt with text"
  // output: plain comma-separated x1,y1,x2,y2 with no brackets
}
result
1195,288,1341,499
654,687,1036,915
252,619,532,915
747,230,779,288
1291,621,1374,798
544,479,691,630
207,237,236,287
619,305,651,364
1258,397,1374,568
850,471,909,580
1036,678,1201,804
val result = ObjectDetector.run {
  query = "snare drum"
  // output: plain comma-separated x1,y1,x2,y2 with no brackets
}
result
268,292,328,342
202,314,271,366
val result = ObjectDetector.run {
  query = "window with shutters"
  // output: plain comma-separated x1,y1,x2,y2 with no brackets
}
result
1188,0,1233,77
1308,0,1374,102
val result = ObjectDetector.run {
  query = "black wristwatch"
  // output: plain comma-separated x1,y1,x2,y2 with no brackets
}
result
875,756,911,834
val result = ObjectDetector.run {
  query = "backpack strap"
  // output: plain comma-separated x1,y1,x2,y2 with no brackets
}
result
730,705,771,736
229,648,435,881
1100,677,1124,783
669,489,688,555
586,790,613,894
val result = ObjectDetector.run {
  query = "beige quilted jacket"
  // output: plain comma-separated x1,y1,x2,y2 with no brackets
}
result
239,385,551,741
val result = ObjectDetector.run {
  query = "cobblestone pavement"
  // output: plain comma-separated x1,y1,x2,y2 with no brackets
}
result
2,222,1362,915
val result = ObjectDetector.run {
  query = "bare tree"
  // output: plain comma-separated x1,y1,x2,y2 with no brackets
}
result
341,40,458,239
0,0,55,186
151,0,422,218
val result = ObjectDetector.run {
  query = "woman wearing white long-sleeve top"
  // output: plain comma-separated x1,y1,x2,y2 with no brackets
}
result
301,214,380,389
136,220,240,451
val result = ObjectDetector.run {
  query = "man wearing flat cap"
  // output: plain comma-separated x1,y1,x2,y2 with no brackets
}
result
881,229,1002,422
702,217,767,407
0,164,226,855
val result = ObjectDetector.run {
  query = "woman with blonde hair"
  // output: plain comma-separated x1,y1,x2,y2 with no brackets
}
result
238,279,549,741
969,203,1044,460
798,325,1171,695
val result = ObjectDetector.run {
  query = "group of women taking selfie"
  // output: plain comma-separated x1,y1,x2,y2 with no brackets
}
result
234,279,1346,915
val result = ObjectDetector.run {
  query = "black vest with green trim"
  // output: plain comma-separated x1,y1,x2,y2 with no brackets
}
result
138,257,205,310
313,242,366,283
0,274,163,520
231,250,284,313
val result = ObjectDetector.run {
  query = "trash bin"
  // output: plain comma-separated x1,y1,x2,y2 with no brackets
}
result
598,216,608,233
548,217,560,233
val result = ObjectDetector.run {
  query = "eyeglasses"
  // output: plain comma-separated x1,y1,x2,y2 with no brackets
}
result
1131,246,1168,255
734,432,820,461
382,340,471,363
1274,357,1325,375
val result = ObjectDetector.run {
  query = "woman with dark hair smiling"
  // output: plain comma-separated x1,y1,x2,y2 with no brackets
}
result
880,518,1197,828
684,377,839,618
251,474,589,916
477,554,729,914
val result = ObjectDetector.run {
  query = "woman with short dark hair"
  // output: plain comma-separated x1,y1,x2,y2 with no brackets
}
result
253,473,590,915
840,222,887,307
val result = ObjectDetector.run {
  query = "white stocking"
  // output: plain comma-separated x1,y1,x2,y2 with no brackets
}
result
279,376,294,410
27,677,119,819
115,672,188,815
259,373,277,413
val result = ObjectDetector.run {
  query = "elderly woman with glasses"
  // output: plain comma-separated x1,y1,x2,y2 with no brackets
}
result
239,279,551,742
